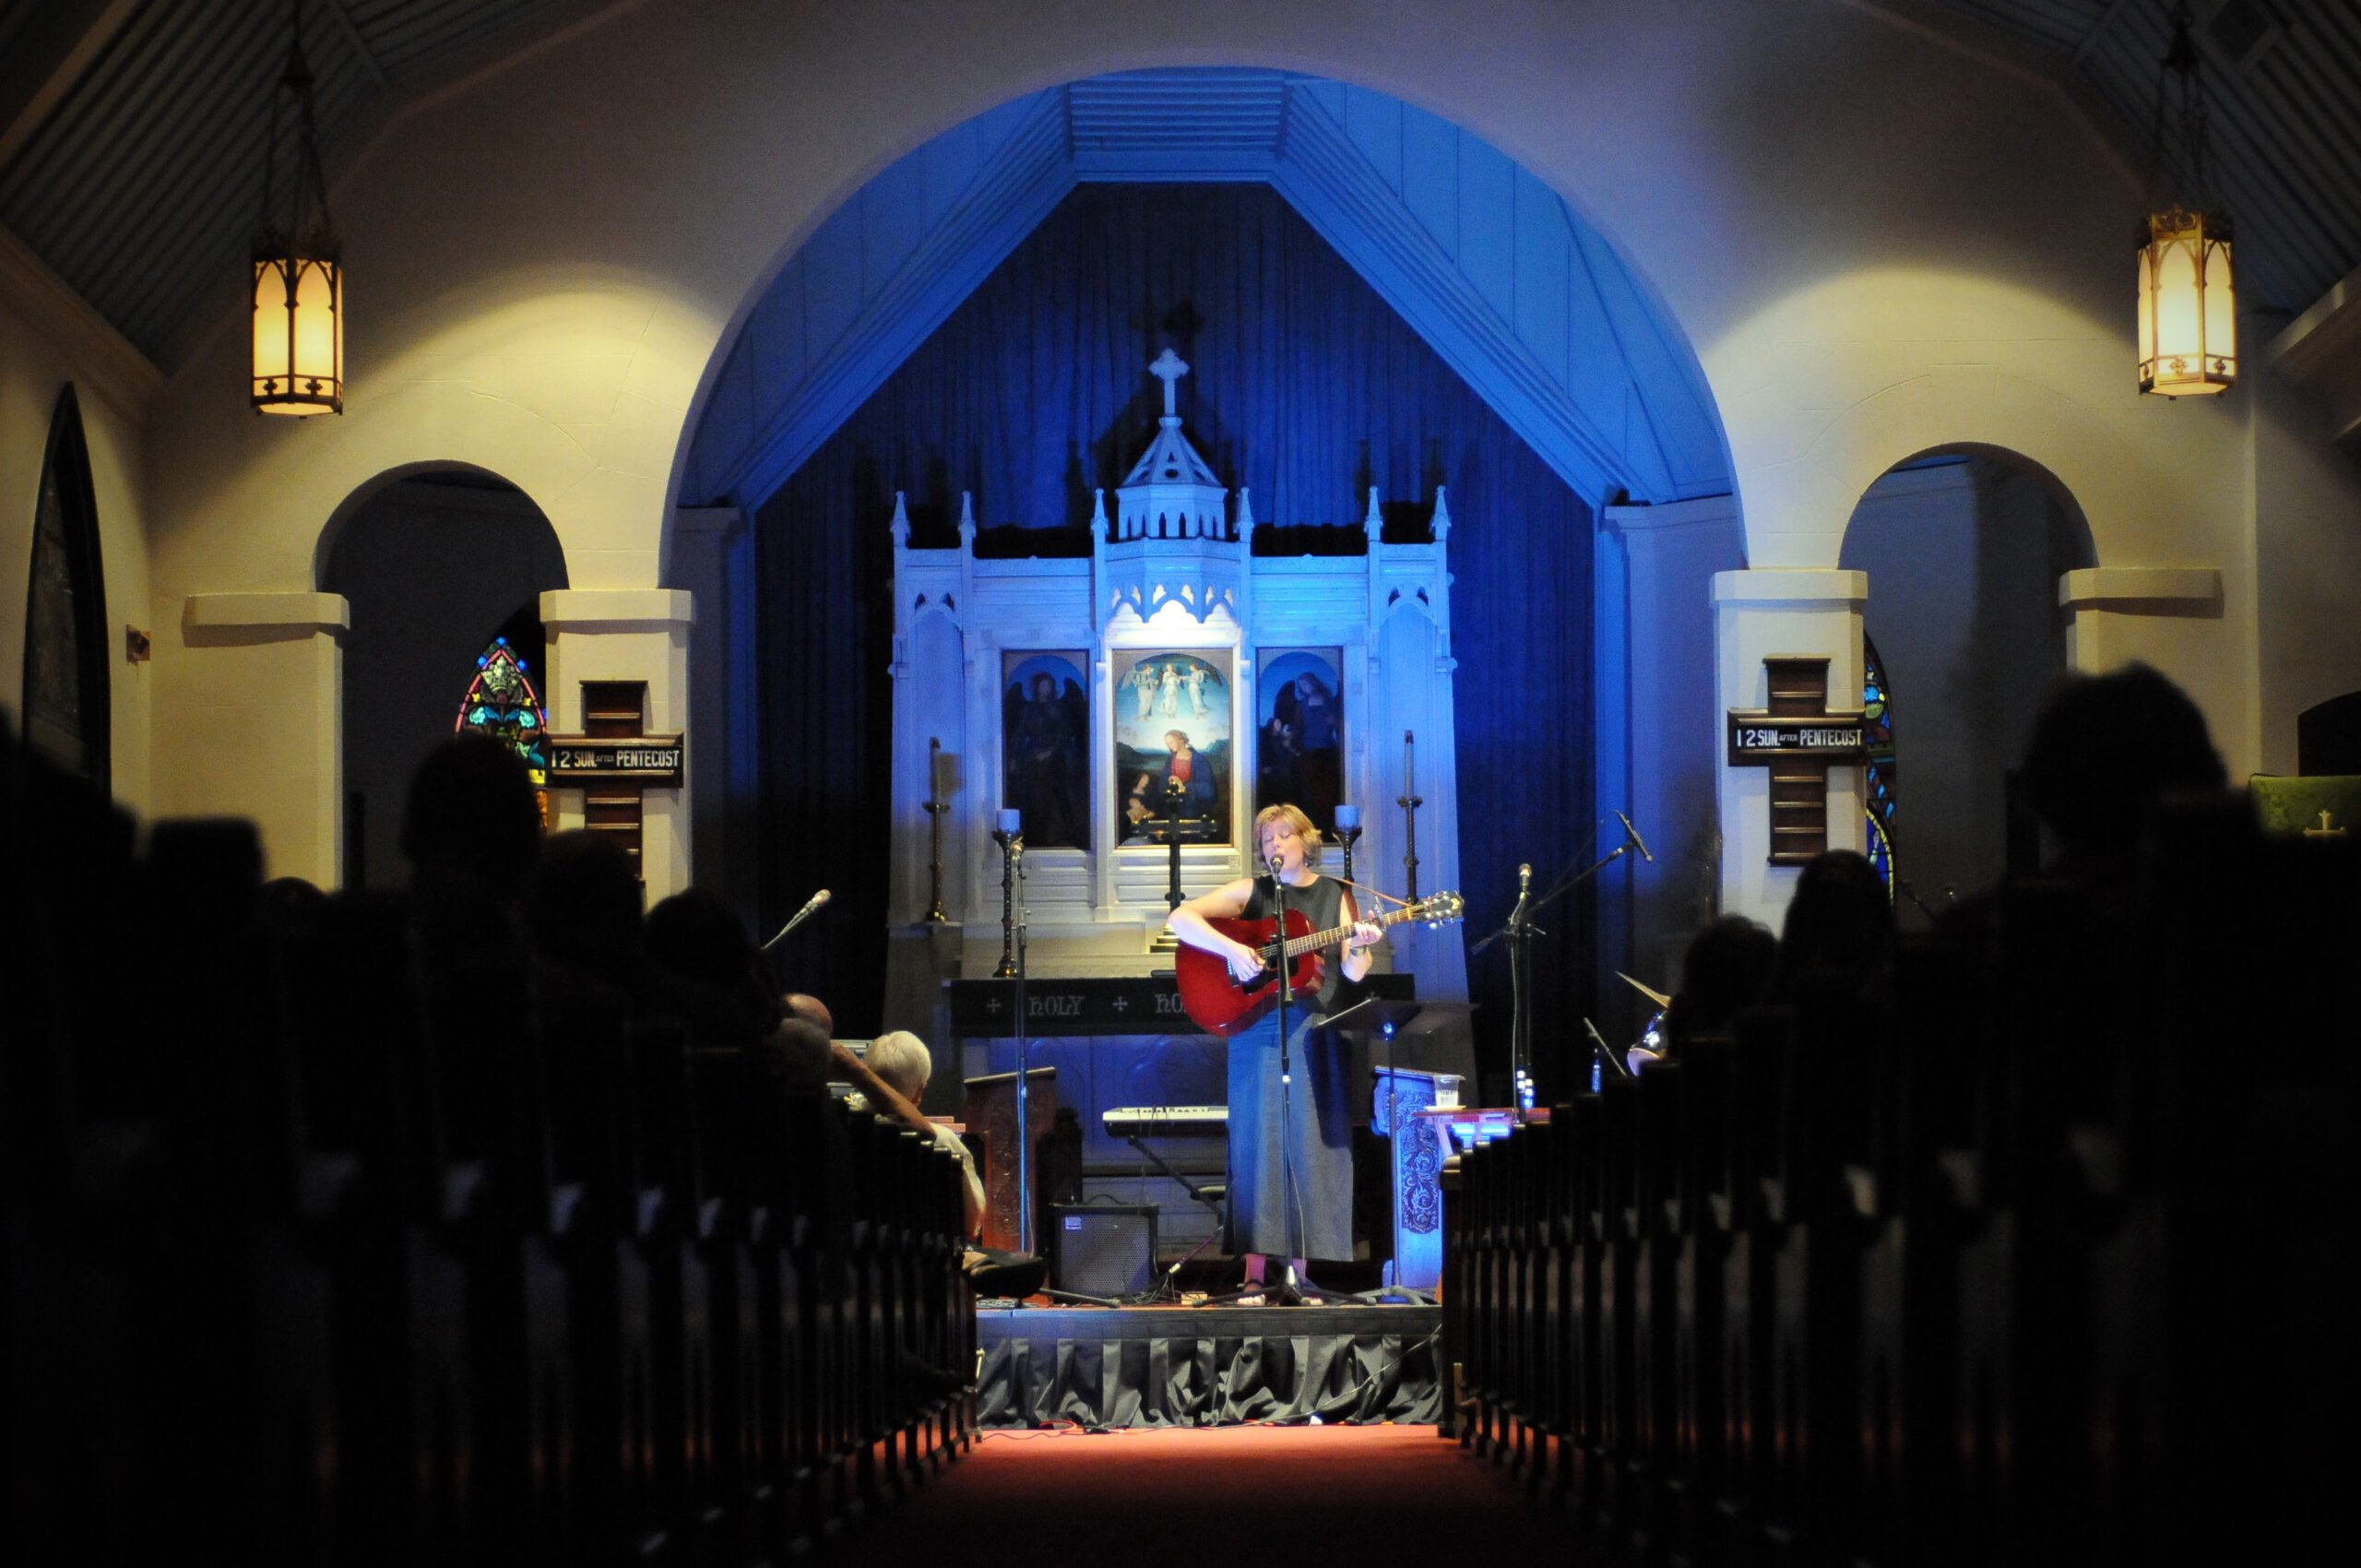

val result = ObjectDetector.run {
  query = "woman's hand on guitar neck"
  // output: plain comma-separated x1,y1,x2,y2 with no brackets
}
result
1344,921,1384,951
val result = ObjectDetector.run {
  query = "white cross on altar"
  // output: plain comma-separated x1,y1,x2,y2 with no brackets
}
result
1110,996,1129,1012
984,996,1003,1016
1149,348,1189,417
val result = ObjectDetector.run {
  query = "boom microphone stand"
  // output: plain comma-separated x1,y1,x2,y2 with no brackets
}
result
1470,811,1652,1111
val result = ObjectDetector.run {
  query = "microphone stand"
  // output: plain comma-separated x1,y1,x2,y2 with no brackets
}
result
1014,847,1033,1258
1264,850,1315,1306
1470,816,1646,1111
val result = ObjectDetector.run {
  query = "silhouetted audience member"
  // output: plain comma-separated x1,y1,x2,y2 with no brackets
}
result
398,733,542,903
1769,849,1896,1004
258,874,327,931
782,991,834,1037
526,828,647,1031
2021,660,2228,885
1939,662,2231,962
527,831,642,972
646,886,783,1050
1665,914,1779,1049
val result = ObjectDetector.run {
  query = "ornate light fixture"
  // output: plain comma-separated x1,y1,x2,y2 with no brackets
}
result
2136,3,2235,398
251,1,343,415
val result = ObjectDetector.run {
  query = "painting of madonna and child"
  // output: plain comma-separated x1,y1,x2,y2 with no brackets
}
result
1254,648,1345,835
1113,649,1233,846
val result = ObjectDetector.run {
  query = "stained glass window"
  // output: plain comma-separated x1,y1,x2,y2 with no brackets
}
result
456,636,551,824
1862,635,1897,897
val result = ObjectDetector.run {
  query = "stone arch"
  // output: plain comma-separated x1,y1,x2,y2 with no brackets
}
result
668,65,1734,565
319,465,568,887
313,460,564,591
1836,442,2098,902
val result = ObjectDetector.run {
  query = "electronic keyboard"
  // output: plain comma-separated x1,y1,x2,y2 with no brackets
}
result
1101,1105,1228,1136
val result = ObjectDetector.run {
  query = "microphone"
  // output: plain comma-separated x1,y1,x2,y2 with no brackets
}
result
761,887,831,951
1615,810,1655,864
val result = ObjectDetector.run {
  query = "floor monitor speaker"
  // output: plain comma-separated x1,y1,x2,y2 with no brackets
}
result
1052,1203,1157,1298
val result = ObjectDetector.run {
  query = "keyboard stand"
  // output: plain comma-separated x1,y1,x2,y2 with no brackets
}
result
1122,1134,1227,1226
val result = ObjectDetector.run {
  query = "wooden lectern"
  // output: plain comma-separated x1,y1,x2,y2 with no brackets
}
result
964,1066,1057,1253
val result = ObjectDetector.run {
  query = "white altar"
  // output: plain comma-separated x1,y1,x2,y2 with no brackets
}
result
884,351,1468,1008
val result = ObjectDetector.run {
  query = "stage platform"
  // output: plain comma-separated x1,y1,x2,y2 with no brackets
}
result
976,1301,1443,1430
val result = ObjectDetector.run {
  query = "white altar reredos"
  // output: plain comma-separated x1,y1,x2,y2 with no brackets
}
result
886,351,1468,1006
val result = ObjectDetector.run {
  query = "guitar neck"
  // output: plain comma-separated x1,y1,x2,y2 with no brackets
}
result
1272,900,1421,960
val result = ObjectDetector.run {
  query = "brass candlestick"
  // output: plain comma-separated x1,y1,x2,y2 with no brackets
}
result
922,737,950,922
991,826,1024,978
1398,730,1423,902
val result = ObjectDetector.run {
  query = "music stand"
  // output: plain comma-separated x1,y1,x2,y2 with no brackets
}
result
1324,995,1476,1302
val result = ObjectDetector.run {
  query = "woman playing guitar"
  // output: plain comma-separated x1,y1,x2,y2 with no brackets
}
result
1166,802,1383,1302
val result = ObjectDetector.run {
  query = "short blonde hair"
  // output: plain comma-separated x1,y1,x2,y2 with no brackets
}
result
1252,802,1323,869
865,1030,931,1099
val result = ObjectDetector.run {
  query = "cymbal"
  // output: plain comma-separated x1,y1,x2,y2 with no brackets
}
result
1616,970,1671,1009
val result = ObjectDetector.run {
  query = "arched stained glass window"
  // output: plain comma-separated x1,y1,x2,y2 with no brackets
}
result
22,386,110,789
1862,635,1897,897
456,635,551,824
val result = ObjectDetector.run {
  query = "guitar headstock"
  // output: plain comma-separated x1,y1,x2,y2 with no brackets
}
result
1409,891,1465,927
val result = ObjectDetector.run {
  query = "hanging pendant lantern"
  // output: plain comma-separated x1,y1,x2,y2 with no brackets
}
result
2136,5,2235,398
2137,205,2235,396
251,3,343,415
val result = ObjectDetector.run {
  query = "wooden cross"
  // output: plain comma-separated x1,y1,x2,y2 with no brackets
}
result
546,680,683,874
1726,655,1867,865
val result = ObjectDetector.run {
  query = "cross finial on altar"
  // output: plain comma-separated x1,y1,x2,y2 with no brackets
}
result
1149,348,1190,418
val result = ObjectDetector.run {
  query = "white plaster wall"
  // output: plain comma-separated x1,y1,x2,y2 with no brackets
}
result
127,0,2357,869
0,281,154,815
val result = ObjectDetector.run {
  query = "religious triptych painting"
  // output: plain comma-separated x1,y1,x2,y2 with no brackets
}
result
1112,648,1231,845
1254,647,1344,834
1002,651,1089,849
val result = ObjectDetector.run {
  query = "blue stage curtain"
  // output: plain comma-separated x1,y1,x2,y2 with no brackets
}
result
756,184,1594,1086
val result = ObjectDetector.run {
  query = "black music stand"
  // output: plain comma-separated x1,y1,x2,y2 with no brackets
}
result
1325,995,1476,1303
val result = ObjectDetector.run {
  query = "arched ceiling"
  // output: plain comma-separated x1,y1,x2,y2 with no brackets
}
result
684,69,1731,513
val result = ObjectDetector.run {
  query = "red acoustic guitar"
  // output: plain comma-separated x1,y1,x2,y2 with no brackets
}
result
1173,892,1465,1037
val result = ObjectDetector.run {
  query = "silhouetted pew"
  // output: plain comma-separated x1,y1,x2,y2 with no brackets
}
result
1443,797,2361,1567
1,781,974,1566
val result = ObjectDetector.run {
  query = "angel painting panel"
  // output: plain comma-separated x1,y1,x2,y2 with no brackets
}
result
1001,651,1089,849
1254,648,1344,833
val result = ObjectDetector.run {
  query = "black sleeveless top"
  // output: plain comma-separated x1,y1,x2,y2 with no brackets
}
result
1241,873,1350,1017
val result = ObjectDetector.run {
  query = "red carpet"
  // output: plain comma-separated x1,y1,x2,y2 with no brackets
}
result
857,1424,1618,1565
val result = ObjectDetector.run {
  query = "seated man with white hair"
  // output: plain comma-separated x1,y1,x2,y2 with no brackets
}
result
860,1029,986,1241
